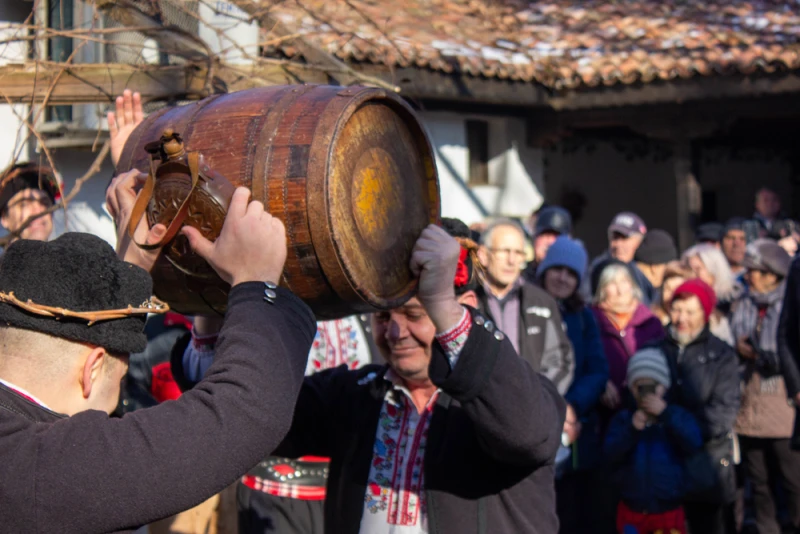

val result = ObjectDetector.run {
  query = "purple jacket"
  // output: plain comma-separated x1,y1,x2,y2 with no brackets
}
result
591,303,665,390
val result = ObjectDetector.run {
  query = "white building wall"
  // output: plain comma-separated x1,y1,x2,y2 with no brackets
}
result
418,111,545,227
0,3,32,172
0,2,124,247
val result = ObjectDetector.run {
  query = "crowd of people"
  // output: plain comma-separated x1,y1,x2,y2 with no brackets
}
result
472,191,800,534
1,89,800,534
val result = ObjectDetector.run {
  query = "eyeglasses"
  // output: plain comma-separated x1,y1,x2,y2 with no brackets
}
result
488,248,526,259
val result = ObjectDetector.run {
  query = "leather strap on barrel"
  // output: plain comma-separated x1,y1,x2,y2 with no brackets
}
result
127,152,201,250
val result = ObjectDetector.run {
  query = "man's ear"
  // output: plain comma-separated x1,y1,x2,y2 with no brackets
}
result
0,212,10,231
80,347,107,399
457,290,478,309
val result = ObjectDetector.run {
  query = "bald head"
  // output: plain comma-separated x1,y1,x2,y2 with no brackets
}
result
478,220,527,295
480,219,526,248
0,327,129,415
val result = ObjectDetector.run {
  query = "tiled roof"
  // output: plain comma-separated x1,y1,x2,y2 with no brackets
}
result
265,0,800,90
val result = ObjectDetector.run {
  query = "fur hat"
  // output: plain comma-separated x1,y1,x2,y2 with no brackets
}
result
0,163,61,214
0,233,154,353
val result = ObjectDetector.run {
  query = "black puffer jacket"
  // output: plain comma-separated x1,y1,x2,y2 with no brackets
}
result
660,327,741,504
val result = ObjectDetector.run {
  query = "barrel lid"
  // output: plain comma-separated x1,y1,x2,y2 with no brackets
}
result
324,92,440,310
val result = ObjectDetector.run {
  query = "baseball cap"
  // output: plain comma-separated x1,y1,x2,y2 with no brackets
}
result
608,212,647,237
534,206,572,238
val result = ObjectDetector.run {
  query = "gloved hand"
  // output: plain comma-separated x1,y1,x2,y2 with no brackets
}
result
410,224,465,333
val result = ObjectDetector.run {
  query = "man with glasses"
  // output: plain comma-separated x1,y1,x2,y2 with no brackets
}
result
0,163,61,244
476,219,574,394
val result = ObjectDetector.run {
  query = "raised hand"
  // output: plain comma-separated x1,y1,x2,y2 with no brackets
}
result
108,90,144,168
182,188,287,287
410,224,464,333
108,169,166,271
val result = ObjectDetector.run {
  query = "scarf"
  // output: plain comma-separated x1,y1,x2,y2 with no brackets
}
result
729,282,785,391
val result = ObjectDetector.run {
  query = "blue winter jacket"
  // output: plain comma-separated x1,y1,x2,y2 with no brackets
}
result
562,306,609,472
604,404,703,513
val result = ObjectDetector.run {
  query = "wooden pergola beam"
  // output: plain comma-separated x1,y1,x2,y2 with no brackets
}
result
0,61,329,104
0,63,204,103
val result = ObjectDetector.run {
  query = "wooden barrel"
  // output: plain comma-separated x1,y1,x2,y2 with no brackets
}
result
117,85,440,319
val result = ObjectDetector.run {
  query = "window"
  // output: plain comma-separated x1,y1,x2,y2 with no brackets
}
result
47,0,74,122
466,120,489,186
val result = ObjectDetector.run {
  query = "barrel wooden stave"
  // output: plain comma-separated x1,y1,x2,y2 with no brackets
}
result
118,85,439,319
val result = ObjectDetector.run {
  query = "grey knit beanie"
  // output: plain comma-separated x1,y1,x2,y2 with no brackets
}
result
627,347,671,389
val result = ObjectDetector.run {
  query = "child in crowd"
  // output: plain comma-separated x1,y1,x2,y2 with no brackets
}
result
604,347,703,534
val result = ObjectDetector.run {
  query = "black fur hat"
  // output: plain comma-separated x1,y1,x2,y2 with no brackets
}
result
0,163,60,214
441,217,479,295
0,232,153,353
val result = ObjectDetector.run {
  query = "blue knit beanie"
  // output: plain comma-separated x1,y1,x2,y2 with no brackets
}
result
536,236,588,284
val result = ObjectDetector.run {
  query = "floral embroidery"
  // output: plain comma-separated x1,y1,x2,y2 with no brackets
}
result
435,309,472,367
307,317,371,375
362,379,439,531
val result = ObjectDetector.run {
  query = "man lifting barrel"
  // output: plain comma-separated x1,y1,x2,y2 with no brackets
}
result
176,217,566,534
0,164,316,532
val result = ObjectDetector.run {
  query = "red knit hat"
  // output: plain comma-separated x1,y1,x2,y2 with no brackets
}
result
672,279,716,321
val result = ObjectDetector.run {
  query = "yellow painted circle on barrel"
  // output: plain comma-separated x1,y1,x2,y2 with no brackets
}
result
352,148,401,251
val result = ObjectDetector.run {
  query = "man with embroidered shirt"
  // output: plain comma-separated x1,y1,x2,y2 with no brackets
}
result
475,218,574,395
177,313,383,534
178,217,567,534
0,174,317,533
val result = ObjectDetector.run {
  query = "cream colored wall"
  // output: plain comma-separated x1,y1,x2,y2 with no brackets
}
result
418,111,545,227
